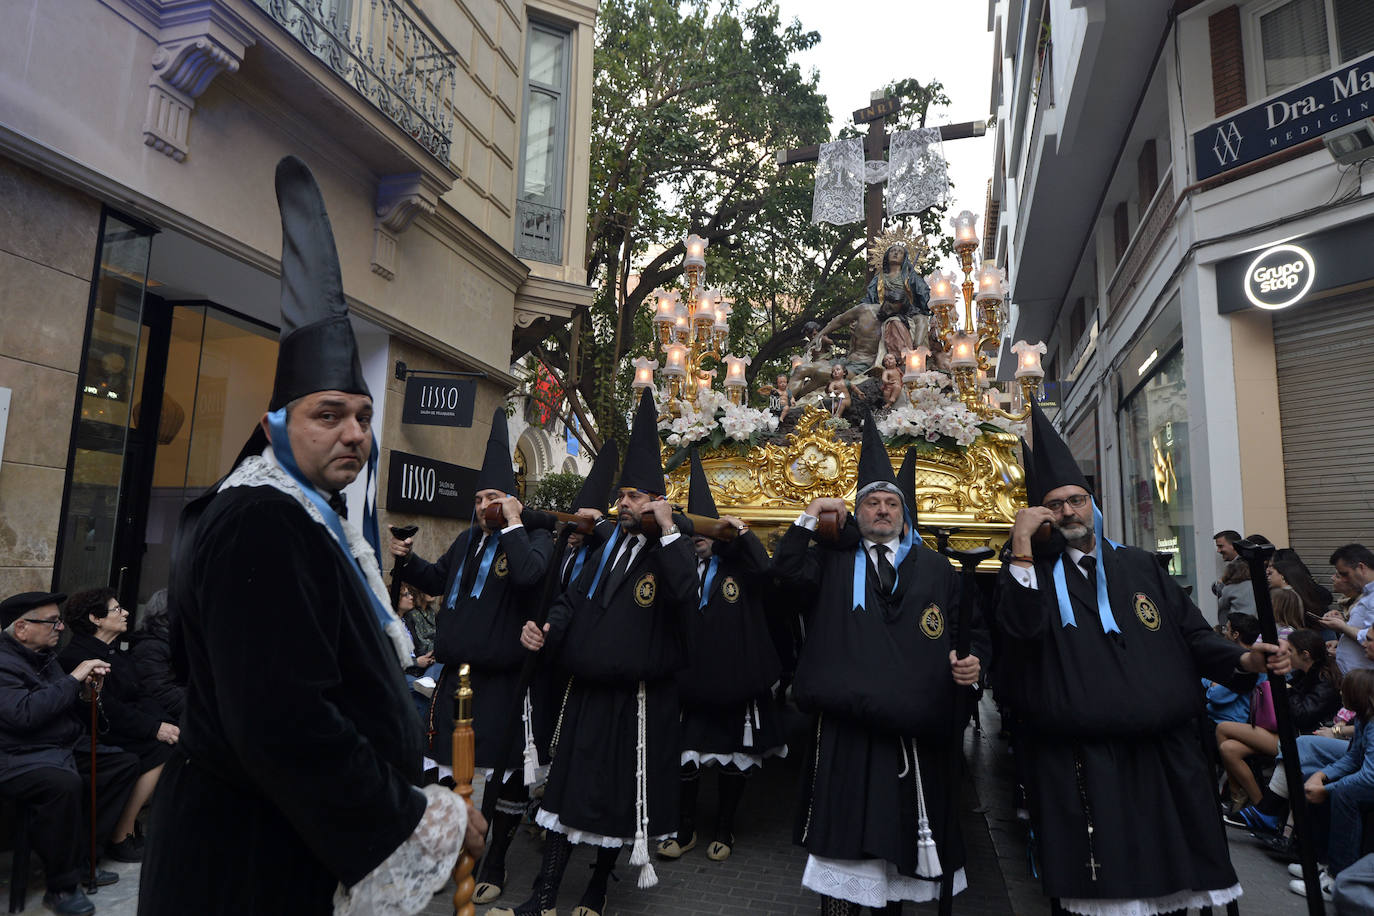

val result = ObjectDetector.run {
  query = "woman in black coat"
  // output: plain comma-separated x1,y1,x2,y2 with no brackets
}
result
130,590,183,722
59,588,180,861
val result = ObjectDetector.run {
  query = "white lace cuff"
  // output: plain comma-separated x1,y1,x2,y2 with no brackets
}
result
332,785,467,916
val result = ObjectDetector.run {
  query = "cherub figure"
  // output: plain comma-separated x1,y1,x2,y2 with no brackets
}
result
826,364,851,418
880,352,904,408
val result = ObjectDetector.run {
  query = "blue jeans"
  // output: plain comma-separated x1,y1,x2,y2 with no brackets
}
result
1329,782,1374,876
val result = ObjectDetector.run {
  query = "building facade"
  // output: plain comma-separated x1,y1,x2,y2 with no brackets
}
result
0,0,598,606
989,0,1374,612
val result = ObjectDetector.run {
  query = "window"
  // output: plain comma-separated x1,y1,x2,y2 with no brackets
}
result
515,22,571,264
1252,0,1374,98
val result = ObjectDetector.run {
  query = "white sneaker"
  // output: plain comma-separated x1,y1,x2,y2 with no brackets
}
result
413,676,436,698
1288,866,1333,902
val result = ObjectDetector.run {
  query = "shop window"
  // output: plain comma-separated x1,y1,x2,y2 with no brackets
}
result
1250,0,1374,98
55,213,153,597
1120,347,1195,594
515,21,572,264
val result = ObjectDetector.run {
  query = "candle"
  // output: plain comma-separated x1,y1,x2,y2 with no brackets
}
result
723,354,750,386
663,344,687,376
974,261,1007,302
1011,340,1047,379
631,357,659,390
950,210,979,247
926,269,959,306
903,346,929,382
950,331,977,368
683,234,708,268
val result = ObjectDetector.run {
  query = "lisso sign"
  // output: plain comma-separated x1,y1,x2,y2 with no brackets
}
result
386,450,477,518
401,377,476,428
1244,244,1316,310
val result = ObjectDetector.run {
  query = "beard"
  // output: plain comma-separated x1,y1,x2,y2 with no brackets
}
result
1057,520,1092,549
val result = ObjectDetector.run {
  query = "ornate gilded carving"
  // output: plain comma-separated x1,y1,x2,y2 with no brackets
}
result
664,406,1024,572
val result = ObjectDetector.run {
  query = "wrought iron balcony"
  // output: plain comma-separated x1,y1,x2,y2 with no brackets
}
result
254,0,456,162
515,199,564,264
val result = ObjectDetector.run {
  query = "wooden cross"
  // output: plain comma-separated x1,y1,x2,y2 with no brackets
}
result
777,93,987,273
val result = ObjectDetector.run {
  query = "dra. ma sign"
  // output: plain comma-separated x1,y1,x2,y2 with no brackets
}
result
1194,52,1374,180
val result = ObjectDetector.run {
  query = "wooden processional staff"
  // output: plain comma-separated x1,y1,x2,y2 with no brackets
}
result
450,665,476,916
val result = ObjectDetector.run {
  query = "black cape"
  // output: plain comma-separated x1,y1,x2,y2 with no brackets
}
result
772,521,988,876
539,523,696,838
402,523,553,768
677,531,785,756
140,487,425,915
996,541,1252,902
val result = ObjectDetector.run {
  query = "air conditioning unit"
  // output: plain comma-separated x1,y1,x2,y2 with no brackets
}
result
1323,118,1374,165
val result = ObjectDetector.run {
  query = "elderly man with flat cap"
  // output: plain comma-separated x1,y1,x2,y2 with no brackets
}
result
0,591,139,916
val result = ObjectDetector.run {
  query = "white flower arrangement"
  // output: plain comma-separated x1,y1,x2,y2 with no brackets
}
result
655,386,779,450
875,370,1025,448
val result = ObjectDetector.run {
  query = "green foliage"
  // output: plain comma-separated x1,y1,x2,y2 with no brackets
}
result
528,472,586,514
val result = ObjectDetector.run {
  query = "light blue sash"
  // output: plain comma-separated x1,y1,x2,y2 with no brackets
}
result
852,510,916,612
1052,500,1121,634
266,408,390,635
585,526,624,598
699,555,720,609
444,527,501,610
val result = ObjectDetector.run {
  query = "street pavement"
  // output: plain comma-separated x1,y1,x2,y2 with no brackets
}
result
2,695,1323,915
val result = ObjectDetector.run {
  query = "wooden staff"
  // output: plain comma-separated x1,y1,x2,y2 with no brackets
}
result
638,508,741,541
86,677,102,893
1239,539,1322,914
484,504,739,541
935,533,994,915
450,665,476,916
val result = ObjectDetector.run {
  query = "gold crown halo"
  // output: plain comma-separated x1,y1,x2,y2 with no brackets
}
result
868,225,930,272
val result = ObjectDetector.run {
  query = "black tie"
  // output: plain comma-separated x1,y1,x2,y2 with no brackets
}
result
602,538,638,607
458,533,485,599
561,549,576,588
1078,554,1096,581
874,544,895,594
327,491,348,520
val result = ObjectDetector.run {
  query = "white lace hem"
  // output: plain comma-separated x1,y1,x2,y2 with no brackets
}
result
1060,882,1243,916
331,785,466,916
802,855,966,907
534,807,670,849
681,746,788,771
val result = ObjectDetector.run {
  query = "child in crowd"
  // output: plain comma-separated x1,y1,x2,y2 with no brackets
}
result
1204,613,1260,724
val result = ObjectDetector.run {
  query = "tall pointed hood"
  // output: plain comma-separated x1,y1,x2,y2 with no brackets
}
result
268,156,370,412
1019,437,1036,507
854,411,900,507
1027,402,1090,506
687,448,719,519
617,389,666,495
474,407,517,495
895,447,919,524
572,440,619,512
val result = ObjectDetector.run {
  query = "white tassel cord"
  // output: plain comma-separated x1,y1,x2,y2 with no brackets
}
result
629,680,658,888
909,738,942,878
522,690,538,786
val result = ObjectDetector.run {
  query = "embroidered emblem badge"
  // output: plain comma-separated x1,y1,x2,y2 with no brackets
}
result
920,603,945,639
494,554,509,577
1134,592,1161,631
634,573,657,607
721,576,740,602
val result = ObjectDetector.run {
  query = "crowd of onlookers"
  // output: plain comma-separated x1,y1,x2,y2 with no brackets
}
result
0,587,183,915
1206,531,1374,905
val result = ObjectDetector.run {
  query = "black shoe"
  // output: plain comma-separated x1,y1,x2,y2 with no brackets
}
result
43,889,95,916
87,868,119,887
1257,833,1299,863
106,835,143,862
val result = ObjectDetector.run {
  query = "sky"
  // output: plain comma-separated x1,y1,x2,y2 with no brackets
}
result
773,0,997,267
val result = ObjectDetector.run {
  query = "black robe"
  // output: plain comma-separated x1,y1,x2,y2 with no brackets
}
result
402,523,553,768
140,487,426,915
772,521,988,877
996,541,1252,903
677,531,785,757
539,525,696,839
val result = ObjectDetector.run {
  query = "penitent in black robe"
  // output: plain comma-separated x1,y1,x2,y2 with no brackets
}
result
772,521,989,883
677,530,785,762
140,487,426,916
402,523,552,768
537,525,697,841
996,541,1253,908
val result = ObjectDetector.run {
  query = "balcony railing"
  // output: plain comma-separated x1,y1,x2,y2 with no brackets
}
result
1106,171,1176,317
255,0,456,162
515,199,564,264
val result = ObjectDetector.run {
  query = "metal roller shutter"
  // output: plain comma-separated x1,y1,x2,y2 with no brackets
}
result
1273,294,1374,580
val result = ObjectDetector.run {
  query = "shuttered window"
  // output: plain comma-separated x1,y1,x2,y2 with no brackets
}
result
1273,294,1374,581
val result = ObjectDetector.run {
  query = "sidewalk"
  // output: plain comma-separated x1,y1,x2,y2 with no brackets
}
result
2,695,1324,914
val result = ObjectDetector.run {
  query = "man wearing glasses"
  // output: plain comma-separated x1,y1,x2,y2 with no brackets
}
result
0,591,140,916
998,406,1289,916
